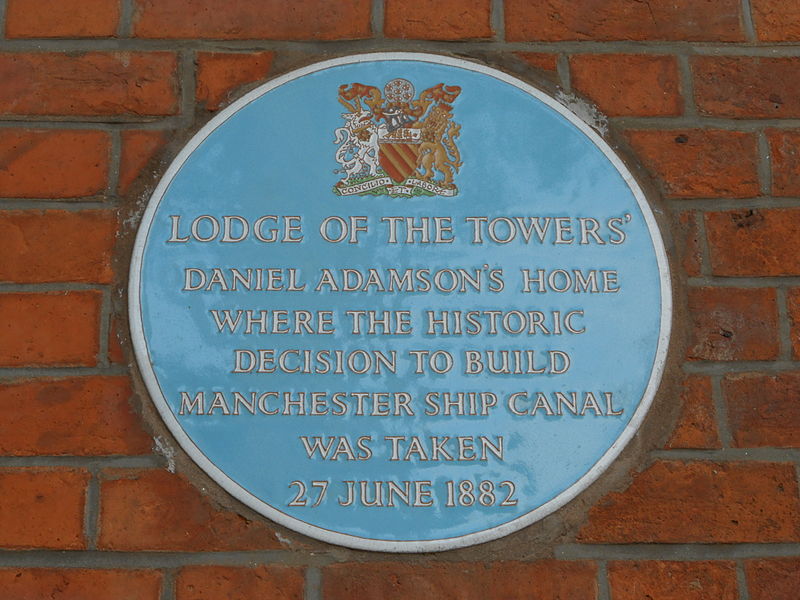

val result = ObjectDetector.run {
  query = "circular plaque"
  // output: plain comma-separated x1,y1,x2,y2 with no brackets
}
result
130,53,671,552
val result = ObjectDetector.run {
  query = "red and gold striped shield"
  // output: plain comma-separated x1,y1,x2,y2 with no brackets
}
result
379,142,420,183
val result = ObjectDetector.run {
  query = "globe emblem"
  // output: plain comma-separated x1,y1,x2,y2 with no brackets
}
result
384,78,415,103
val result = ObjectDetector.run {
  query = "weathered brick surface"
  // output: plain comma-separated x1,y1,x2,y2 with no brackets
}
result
672,211,703,277
625,130,759,198
0,53,178,117
515,52,559,74
177,566,304,600
196,52,274,111
666,376,720,449
580,461,800,543
0,569,162,600
746,558,800,600
119,130,168,194
5,0,120,38
608,561,738,600
323,561,598,599
687,287,779,361
0,210,117,284
0,292,102,367
693,57,800,118
751,0,800,42
133,0,371,40
724,372,800,448
705,209,800,277
0,468,88,549
570,54,682,116
790,288,800,360
767,130,800,196
385,0,493,40
0,377,151,456
108,318,127,364
505,0,744,41
0,129,109,198
99,469,285,551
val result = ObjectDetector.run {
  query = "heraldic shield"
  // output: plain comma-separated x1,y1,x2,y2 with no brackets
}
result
333,78,462,198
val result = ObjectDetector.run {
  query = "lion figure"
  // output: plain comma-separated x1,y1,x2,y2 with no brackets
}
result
415,105,462,187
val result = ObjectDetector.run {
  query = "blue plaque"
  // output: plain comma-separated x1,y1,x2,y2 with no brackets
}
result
130,53,671,552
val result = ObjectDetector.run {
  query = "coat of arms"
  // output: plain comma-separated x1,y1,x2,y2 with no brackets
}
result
333,78,462,198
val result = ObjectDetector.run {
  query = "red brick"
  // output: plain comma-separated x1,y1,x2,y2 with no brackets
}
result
515,52,559,73
196,52,274,111
0,468,88,549
767,129,800,196
0,292,101,367
625,130,759,198
119,130,167,194
705,209,800,277
673,211,703,277
5,0,120,38
746,558,800,600
505,0,744,42
666,376,720,449
751,1,800,42
724,372,800,448
693,56,800,118
0,569,161,600
608,561,738,600
0,210,116,284
0,52,177,117
570,54,682,117
580,461,800,543
323,561,598,600
133,0,371,40
0,377,151,456
99,469,285,551
0,129,109,198
177,566,304,600
385,0,492,40
687,287,778,361
790,288,800,359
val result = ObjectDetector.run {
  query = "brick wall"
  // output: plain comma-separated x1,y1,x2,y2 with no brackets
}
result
0,1,798,598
